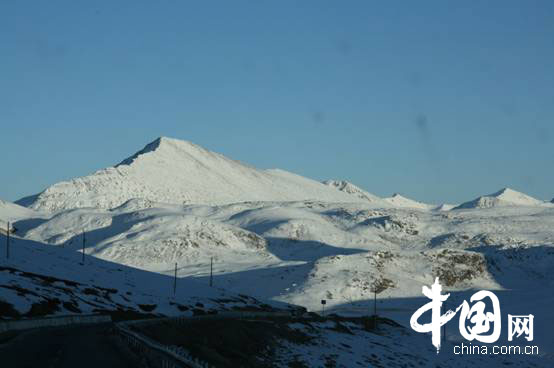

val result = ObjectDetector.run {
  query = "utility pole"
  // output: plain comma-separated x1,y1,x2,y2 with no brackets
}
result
6,222,10,259
374,289,377,315
442,297,447,344
209,257,213,287
81,230,85,265
373,287,378,329
173,262,177,295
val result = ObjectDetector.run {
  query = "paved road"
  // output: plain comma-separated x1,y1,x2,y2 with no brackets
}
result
0,324,140,368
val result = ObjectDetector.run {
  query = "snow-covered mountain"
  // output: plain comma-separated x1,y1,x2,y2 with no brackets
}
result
383,193,434,210
16,137,367,212
3,137,554,366
434,203,455,211
453,187,543,210
322,180,380,202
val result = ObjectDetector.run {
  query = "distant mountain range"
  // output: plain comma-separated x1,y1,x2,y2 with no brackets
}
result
10,137,552,213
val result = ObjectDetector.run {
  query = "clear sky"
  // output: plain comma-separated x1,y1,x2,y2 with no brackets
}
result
1,1,553,204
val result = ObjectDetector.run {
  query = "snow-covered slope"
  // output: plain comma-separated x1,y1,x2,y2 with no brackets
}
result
273,318,545,368
0,233,296,319
0,199,42,234
0,199,37,222
383,193,434,210
4,198,554,363
453,187,543,210
16,137,367,212
322,180,380,202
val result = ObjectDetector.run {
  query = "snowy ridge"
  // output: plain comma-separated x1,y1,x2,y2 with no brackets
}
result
322,180,380,202
17,137,367,212
383,193,434,210
453,187,544,210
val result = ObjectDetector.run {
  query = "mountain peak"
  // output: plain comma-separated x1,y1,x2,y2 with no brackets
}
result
383,193,433,210
489,187,540,203
491,187,517,197
117,137,203,166
18,139,368,212
155,136,199,148
453,187,542,210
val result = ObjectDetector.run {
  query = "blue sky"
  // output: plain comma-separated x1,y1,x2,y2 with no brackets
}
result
1,1,553,204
